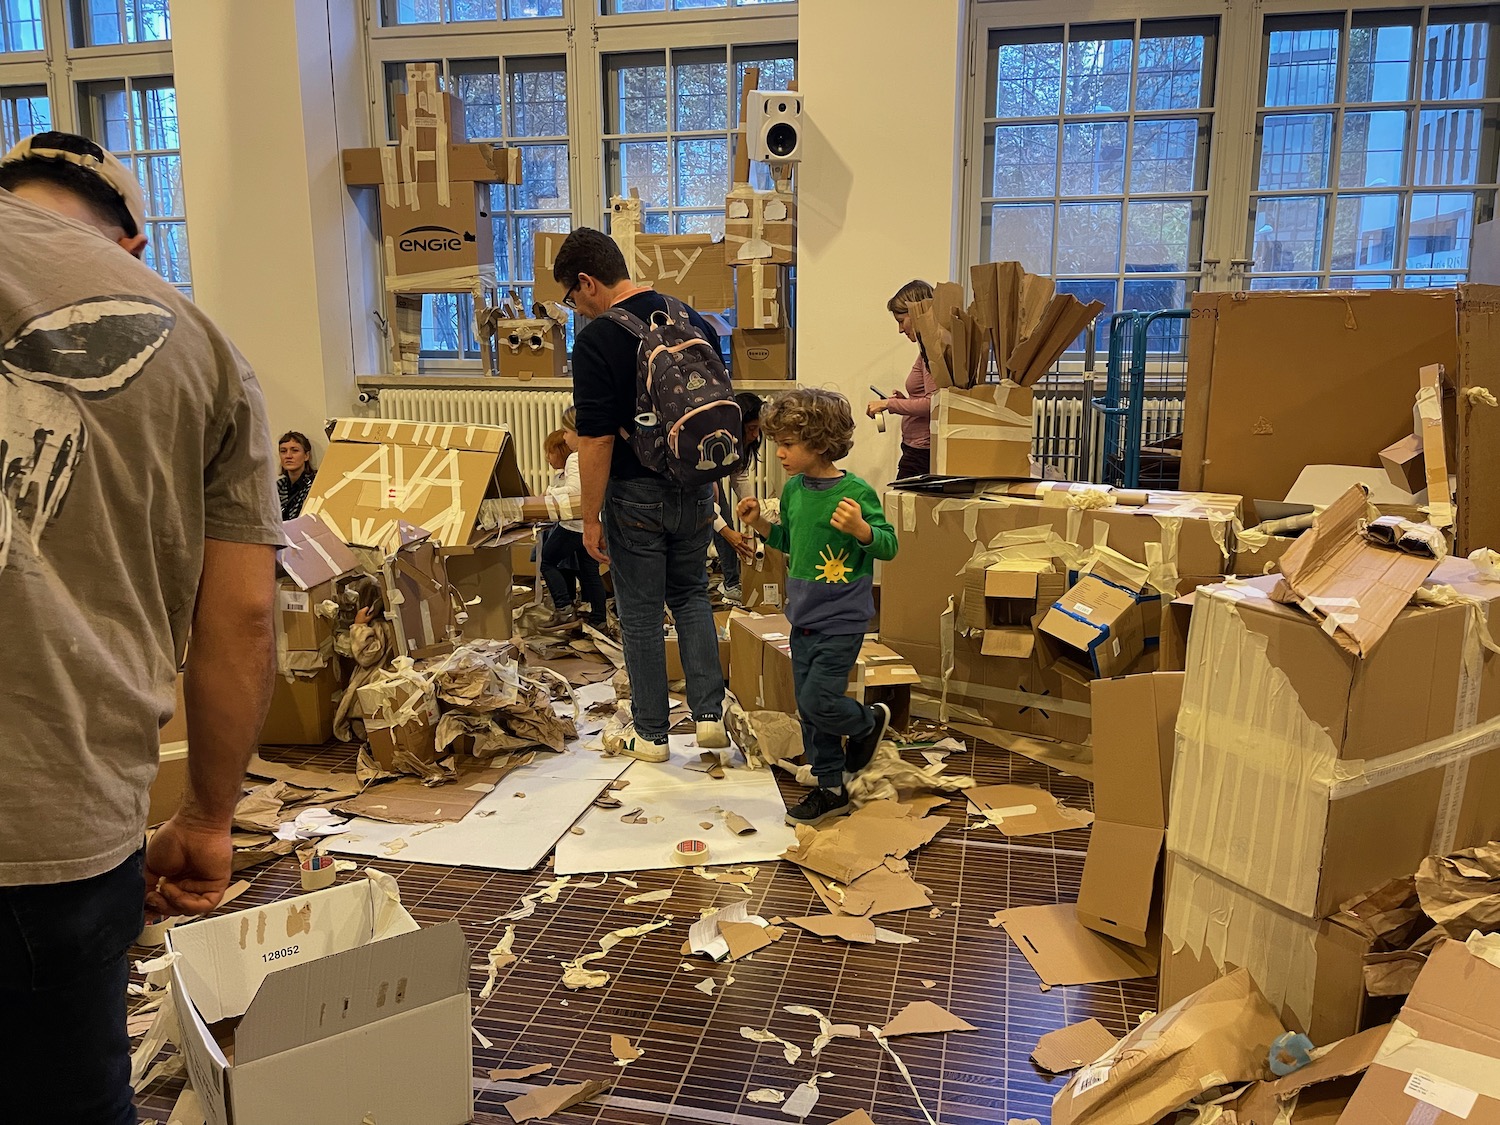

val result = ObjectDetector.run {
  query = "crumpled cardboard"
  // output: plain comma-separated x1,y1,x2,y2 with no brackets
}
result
1226,1023,1389,1124
1417,839,1500,938
780,801,945,884
964,782,1093,836
1052,968,1285,1125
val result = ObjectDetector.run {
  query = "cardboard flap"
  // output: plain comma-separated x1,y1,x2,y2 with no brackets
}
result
1271,1022,1389,1097
235,920,468,1065
1032,1019,1120,1074
167,878,419,1025
1076,821,1164,942
279,516,361,590
995,903,1157,987
1275,485,1440,656
982,627,1036,659
1089,672,1182,828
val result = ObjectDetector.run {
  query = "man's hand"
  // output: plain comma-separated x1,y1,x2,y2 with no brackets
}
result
720,526,756,561
865,399,889,419
831,498,873,545
145,814,233,916
584,518,610,564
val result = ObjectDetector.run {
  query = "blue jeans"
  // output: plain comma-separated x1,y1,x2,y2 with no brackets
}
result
791,629,878,788
604,476,726,741
714,528,742,590
0,849,144,1124
540,525,608,623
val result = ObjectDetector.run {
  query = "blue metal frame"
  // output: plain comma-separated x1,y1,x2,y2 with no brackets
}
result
1096,308,1191,488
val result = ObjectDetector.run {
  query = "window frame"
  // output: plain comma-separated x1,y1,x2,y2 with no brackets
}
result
1244,2,1500,290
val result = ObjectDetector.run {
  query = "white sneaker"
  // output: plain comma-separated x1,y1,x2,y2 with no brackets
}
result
603,727,670,763
696,719,730,749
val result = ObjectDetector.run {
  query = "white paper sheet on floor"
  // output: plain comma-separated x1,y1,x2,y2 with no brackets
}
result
554,734,796,875
325,743,632,871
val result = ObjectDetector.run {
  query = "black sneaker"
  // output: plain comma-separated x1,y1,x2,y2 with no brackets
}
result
785,786,851,827
843,702,891,775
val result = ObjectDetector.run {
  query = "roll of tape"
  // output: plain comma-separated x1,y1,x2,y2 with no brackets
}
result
673,839,711,865
299,851,337,892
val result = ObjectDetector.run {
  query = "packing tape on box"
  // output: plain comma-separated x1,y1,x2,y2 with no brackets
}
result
1374,1019,1500,1103
384,262,500,292
917,674,1091,719
1163,852,1323,1035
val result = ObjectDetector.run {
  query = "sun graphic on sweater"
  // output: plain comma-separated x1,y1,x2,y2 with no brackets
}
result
815,546,853,584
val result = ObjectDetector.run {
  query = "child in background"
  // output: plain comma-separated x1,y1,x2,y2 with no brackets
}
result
713,391,764,605
737,388,899,825
540,410,609,630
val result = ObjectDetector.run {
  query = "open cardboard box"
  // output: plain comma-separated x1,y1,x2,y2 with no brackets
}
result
962,560,1065,659
304,419,528,555
276,516,363,675
931,381,1034,480
1076,672,1182,947
167,874,473,1125
1037,560,1149,679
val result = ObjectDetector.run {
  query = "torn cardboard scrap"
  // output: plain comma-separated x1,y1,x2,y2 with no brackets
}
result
880,1000,978,1038
780,801,946,884
964,783,1093,836
503,1079,612,1123
491,1063,554,1081
994,903,1157,987
788,914,877,944
1031,1020,1119,1075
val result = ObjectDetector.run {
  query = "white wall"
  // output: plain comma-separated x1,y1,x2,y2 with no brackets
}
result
796,0,968,491
173,0,376,460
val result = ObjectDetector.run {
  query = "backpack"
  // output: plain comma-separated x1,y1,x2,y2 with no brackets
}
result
601,295,743,486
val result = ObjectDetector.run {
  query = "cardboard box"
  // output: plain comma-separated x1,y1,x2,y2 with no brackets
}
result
1051,967,1285,1125
166,875,473,1125
1338,938,1500,1124
534,229,735,312
1380,432,1427,495
931,381,1034,479
383,531,461,657
1157,590,1195,673
1418,362,1455,528
1160,853,1405,1045
666,610,732,682
342,142,521,189
735,261,788,329
848,639,922,729
275,516,363,675
379,182,493,279
441,538,519,643
260,664,340,746
741,543,787,611
493,317,565,381
962,560,1065,659
1229,1023,1388,1124
730,326,792,380
727,611,796,714
511,528,539,578
358,666,441,771
1076,672,1182,947
1169,564,1500,920
725,186,795,266
1038,562,1147,679
1180,287,1500,551
304,418,528,555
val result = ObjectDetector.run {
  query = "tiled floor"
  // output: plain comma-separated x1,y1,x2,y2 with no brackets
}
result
132,737,1156,1124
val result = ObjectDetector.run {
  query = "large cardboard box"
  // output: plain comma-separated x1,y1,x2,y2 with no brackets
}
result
666,610,732,682
443,537,520,642
260,664,340,747
276,516,363,675
1338,937,1500,1124
1180,287,1500,551
1076,672,1182,947
731,325,792,380
1169,566,1500,920
534,229,734,312
342,142,521,190
304,418,528,555
166,875,473,1125
727,611,796,714
725,185,794,266
379,182,493,279
1230,1023,1388,1125
1038,563,1147,679
931,381,1034,479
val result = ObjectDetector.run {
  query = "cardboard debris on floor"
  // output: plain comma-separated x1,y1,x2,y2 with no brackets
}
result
1031,1019,1119,1075
1052,968,1286,1125
686,900,777,961
1226,1022,1388,1124
780,800,946,885
879,1000,978,1038
783,1003,861,1055
803,861,934,918
992,903,1157,987
502,1078,613,1123
1416,838,1500,938
490,1063,554,1082
963,782,1093,836
788,914,877,944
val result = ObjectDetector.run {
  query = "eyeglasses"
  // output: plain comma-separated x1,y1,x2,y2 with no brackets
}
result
562,280,580,310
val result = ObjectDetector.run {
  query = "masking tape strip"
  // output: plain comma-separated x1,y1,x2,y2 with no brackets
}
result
1330,711,1500,799
1375,1019,1500,1101
938,598,957,724
934,393,1033,429
916,674,1091,718
386,265,500,291
941,424,1034,444
901,492,916,534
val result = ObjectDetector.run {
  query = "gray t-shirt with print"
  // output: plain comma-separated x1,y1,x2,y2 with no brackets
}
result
0,189,284,886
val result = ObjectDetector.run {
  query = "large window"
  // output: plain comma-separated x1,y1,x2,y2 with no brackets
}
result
1250,7,1500,289
979,19,1216,352
603,44,795,238
607,0,792,13
1,82,48,146
78,75,191,297
379,0,562,26
383,57,572,359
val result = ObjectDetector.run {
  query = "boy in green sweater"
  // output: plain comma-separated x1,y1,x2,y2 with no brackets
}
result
737,388,900,825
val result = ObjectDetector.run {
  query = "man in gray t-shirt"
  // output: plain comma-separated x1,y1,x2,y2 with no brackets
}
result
0,132,284,1122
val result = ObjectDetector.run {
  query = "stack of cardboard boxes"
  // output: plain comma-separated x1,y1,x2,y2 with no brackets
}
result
725,182,794,380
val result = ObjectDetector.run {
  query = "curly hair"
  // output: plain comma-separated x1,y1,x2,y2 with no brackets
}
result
763,388,856,462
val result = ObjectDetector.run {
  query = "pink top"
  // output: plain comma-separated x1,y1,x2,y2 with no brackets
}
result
883,354,937,449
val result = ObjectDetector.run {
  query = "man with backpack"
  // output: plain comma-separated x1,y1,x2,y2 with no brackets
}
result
555,227,742,763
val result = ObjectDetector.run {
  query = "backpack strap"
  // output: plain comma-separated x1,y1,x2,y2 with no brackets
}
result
599,304,651,339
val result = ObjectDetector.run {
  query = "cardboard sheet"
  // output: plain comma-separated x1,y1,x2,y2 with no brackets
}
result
328,746,630,870
964,783,1093,836
804,863,933,918
879,1000,978,1038
554,735,796,875
788,914,877,943
994,903,1157,987
334,763,515,825
1031,1020,1119,1075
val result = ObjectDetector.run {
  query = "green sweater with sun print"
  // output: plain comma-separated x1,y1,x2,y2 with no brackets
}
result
766,472,898,635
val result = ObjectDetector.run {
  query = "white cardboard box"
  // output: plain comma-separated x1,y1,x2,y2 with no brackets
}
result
166,872,473,1125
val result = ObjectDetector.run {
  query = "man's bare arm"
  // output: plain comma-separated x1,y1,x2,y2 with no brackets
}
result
578,435,614,564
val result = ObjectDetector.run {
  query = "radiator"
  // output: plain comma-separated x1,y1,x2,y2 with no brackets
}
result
377,386,786,502
1031,392,1184,484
